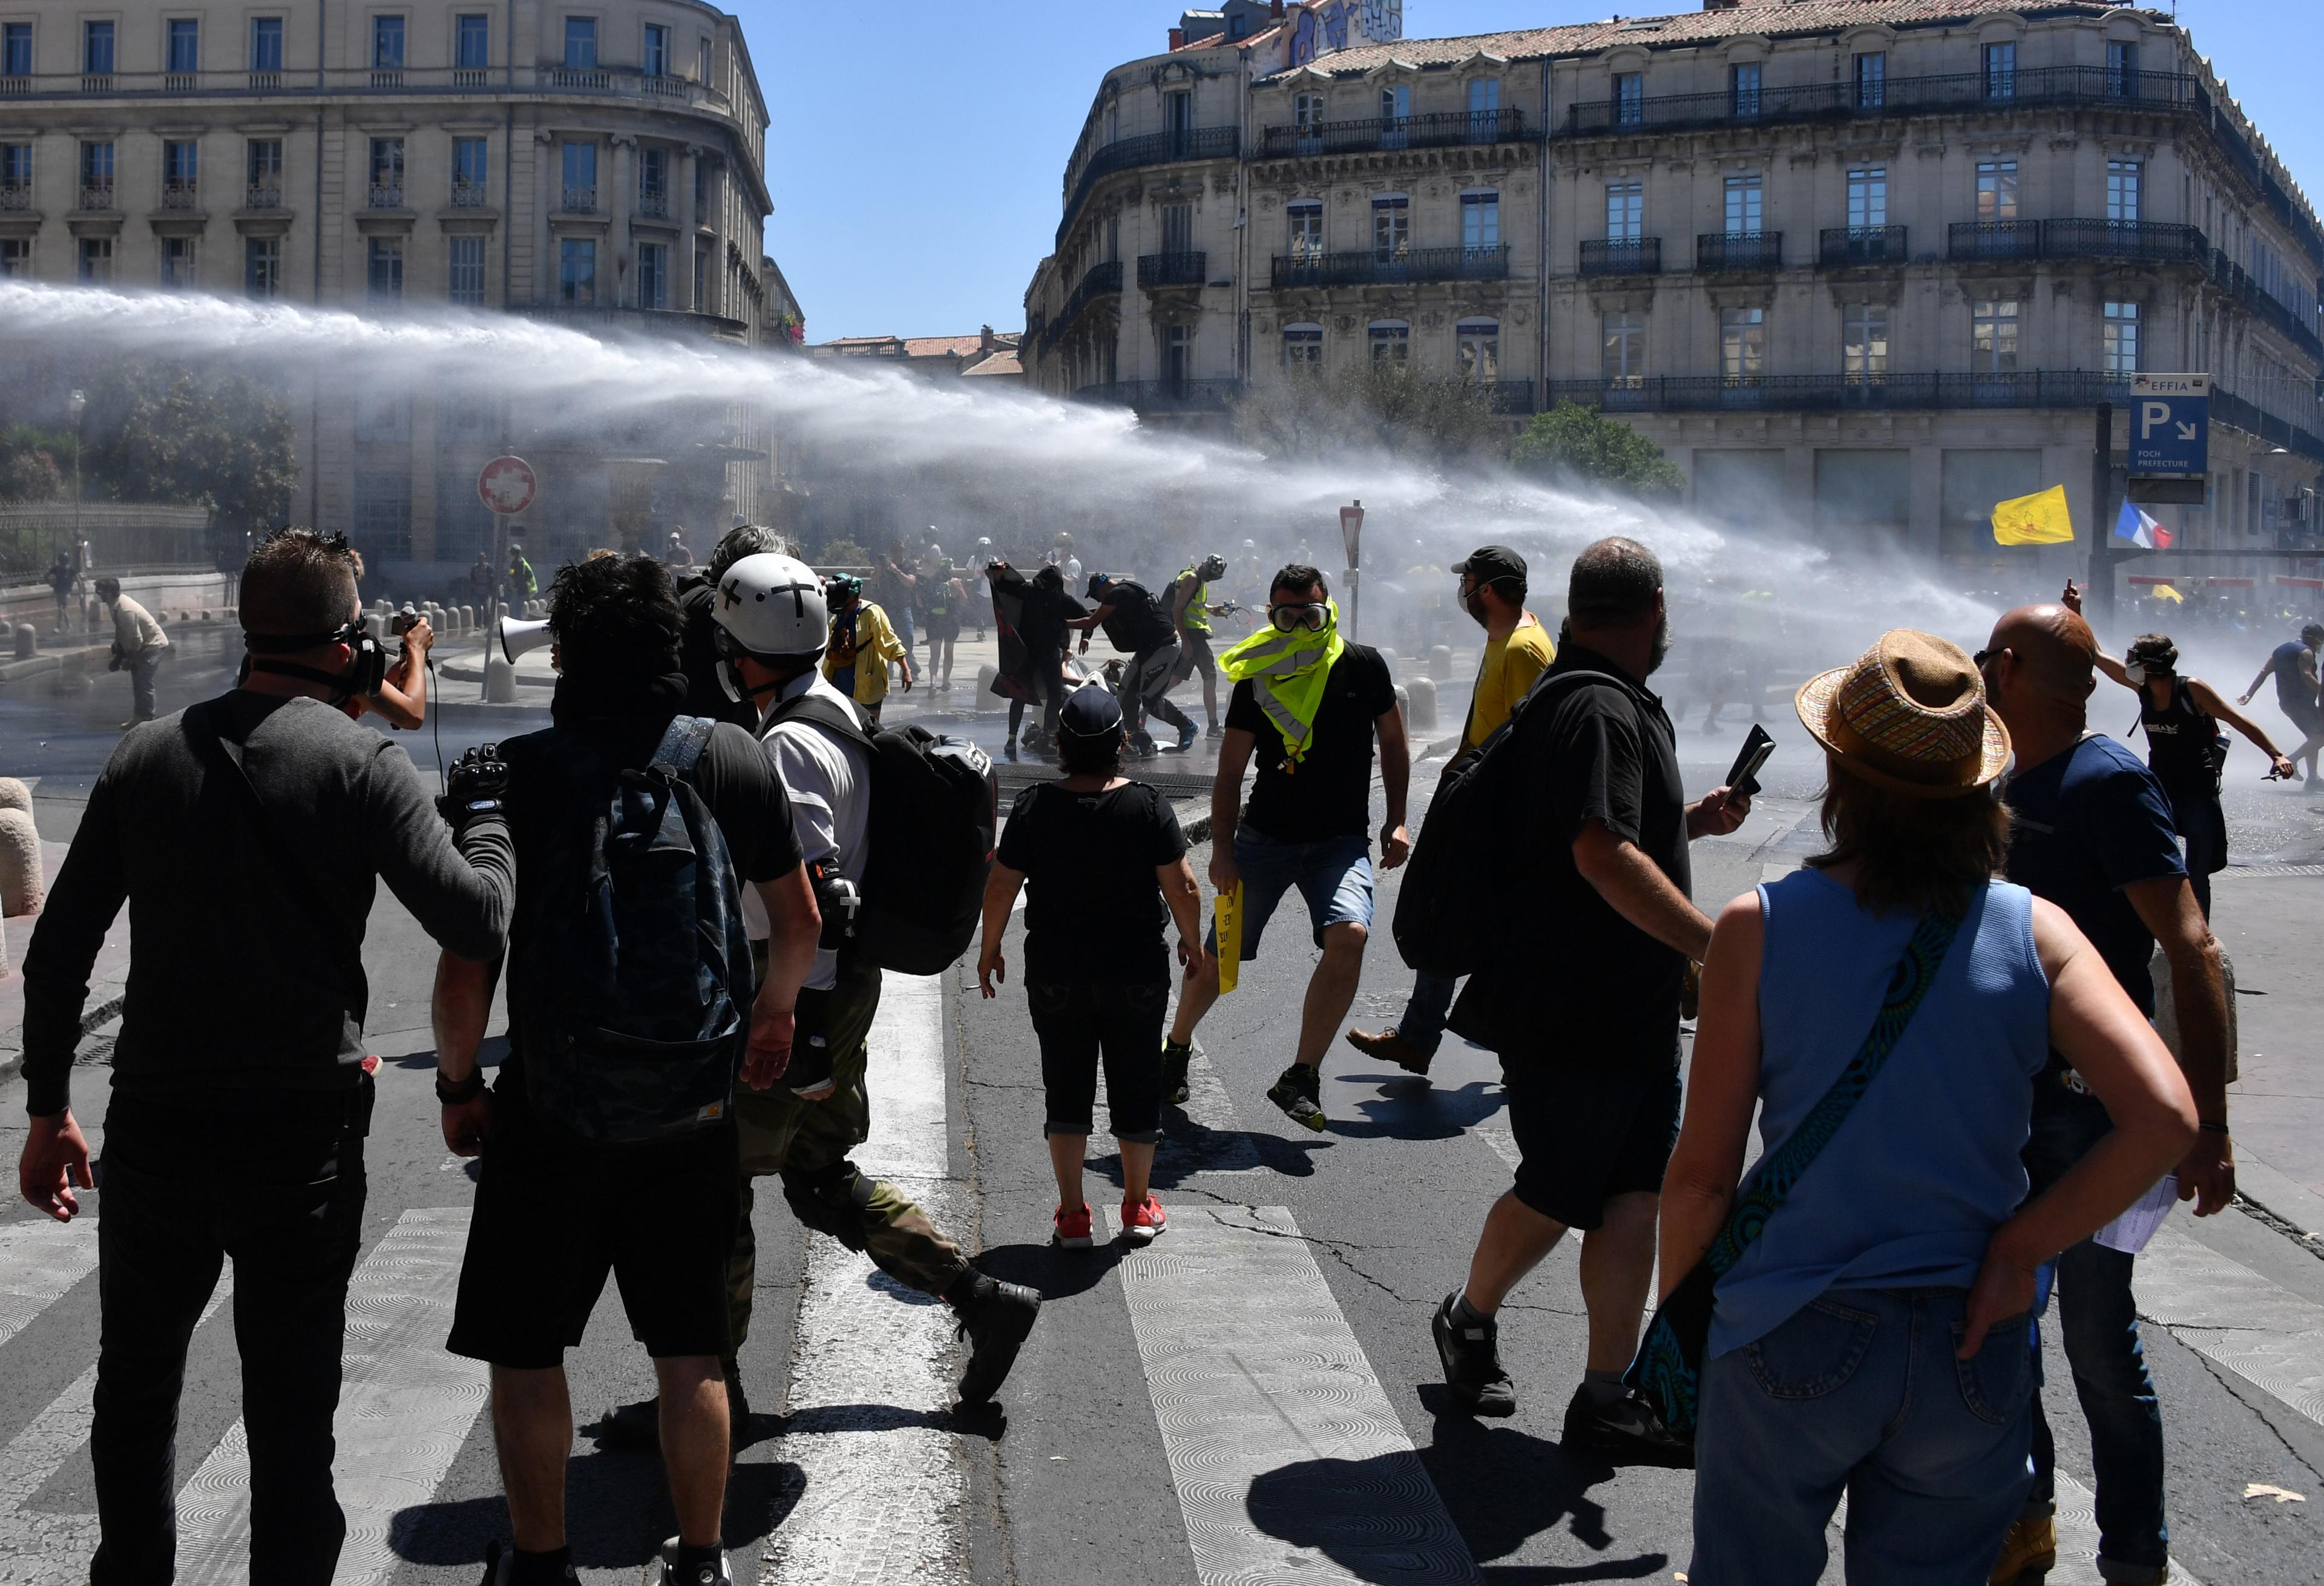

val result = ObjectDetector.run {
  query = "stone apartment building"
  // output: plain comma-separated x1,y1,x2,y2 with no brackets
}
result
1022,0,2324,571
0,0,803,580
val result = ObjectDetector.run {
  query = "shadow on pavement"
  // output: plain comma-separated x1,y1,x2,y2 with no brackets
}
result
389,1452,797,1567
976,1237,1125,1302
1327,1076,1505,1142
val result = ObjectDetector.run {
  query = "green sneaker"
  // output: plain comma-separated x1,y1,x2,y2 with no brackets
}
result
1161,1040,1193,1106
1267,1062,1327,1131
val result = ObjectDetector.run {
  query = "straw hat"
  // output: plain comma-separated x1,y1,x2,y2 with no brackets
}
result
1796,630,2011,798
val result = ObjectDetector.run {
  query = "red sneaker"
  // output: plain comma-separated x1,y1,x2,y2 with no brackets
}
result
1120,1195,1168,1246
1052,1203,1094,1248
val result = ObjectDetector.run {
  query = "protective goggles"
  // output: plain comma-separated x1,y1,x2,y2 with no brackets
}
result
1268,602,1331,633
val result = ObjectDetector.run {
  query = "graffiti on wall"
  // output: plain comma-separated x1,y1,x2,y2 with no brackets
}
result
1284,0,1402,68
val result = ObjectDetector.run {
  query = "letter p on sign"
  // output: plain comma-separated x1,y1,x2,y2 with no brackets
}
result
2141,401,2171,439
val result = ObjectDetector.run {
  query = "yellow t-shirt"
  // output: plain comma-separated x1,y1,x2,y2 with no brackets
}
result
1464,613,1555,750
823,601,908,705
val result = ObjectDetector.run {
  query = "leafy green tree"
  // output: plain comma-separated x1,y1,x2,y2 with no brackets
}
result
0,426,67,503
1510,401,1686,498
81,363,300,533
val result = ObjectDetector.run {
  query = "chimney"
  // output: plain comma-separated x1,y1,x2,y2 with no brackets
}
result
1169,26,1185,48
1703,0,1742,9
980,324,996,352
1270,0,1284,15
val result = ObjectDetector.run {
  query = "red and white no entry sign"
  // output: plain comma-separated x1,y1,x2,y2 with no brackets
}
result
478,455,537,516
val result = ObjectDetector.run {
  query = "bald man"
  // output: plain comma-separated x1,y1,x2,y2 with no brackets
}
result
1977,602,2230,1586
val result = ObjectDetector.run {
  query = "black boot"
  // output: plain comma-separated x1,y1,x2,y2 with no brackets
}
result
950,1271,1042,1405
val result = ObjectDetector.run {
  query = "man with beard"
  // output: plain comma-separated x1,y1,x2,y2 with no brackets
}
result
1429,538,1747,1459
1345,546,1553,1077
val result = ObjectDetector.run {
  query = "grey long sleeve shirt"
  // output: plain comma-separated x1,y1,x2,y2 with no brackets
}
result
20,691,513,1115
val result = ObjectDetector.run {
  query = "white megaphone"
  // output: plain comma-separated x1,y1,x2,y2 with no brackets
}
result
497,616,553,663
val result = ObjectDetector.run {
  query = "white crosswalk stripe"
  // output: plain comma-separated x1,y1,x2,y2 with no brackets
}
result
2135,1222,2324,1432
0,1217,98,1353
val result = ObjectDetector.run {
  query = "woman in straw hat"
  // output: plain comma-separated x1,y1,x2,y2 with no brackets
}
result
1658,630,2198,1584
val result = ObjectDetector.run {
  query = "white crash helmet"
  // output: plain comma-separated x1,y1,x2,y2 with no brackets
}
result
712,552,829,661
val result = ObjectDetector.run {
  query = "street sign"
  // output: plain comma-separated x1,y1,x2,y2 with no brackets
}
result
2127,373,2209,479
478,455,537,516
1338,501,1364,570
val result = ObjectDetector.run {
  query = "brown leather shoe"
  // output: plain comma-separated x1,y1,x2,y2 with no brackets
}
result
1345,1026,1433,1076
1988,1512,2057,1585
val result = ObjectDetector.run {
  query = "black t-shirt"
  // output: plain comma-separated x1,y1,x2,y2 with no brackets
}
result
1457,644,1690,1052
2137,677,2220,799
1020,586,1086,656
996,778,1188,984
675,577,760,731
2271,640,2317,718
1227,643,1397,843
1095,582,1173,654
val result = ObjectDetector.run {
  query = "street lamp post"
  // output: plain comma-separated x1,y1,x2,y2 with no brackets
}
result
68,389,85,631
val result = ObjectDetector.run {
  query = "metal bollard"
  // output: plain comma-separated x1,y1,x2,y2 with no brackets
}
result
1430,645,1452,681
1405,676,1438,731
485,654,517,704
12,623,34,661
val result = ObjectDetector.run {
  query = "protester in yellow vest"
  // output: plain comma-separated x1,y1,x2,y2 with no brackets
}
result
821,576,912,719
1168,553,1233,737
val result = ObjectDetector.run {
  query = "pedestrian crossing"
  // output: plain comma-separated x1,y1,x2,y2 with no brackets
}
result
0,975,2319,1582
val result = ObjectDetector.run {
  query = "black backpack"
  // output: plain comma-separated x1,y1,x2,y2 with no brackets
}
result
1393,670,1621,979
767,691,999,973
512,716,755,1145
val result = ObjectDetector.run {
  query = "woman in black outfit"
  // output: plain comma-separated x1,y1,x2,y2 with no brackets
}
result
976,686,1209,1247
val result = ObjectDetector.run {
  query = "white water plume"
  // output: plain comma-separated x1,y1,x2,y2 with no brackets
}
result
1,280,2021,670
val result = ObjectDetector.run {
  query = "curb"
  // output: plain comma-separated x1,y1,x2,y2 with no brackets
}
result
0,992,123,1090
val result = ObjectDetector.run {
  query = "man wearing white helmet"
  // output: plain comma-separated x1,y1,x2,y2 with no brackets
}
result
971,538,995,640
600,554,1040,1444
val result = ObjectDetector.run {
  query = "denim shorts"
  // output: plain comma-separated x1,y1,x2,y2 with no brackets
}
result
1208,828,1374,959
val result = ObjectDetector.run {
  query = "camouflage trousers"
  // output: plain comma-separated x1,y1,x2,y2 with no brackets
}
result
729,951,969,1352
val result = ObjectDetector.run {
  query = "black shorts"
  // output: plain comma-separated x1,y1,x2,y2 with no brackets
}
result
447,1073,741,1368
1500,1038,1681,1230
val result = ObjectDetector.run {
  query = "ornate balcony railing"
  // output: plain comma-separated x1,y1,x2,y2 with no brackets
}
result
76,180,114,211
451,67,489,88
1137,251,1207,288
1075,379,1243,414
368,183,404,209
1566,65,2196,137
560,185,597,213
1046,259,1124,346
1059,125,1238,242
159,179,198,209
163,72,195,93
1696,231,1782,271
0,183,31,211
369,68,402,88
1948,218,2209,266
247,70,280,91
1578,237,1659,275
636,188,669,219
1819,225,1909,266
1487,379,1534,414
1949,219,2041,260
1269,244,1510,289
1256,107,1528,159
450,180,488,209
550,67,609,90
243,183,281,209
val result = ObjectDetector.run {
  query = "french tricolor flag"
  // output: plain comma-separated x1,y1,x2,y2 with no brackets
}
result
2113,500,2174,550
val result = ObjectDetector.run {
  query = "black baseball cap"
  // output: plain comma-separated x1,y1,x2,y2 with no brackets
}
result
1453,545,1526,588
1085,571,1110,599
1058,683,1124,740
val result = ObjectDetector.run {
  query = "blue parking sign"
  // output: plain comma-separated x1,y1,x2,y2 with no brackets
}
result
2129,372,2210,478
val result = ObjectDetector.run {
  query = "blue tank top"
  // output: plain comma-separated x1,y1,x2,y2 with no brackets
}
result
1710,870,2049,1357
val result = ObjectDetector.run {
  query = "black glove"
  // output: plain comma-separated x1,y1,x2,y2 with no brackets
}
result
437,743,509,827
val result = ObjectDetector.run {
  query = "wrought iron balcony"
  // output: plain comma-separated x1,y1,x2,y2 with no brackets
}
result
243,183,281,209
1256,107,1528,159
1579,237,1659,276
1949,219,2041,261
1059,125,1239,241
1488,379,1534,415
159,179,198,209
0,183,31,211
368,182,405,209
1565,65,2197,138
1137,251,1207,289
636,187,669,219
1048,259,1124,344
560,185,597,213
2044,219,2207,265
1819,225,1908,266
1696,231,1782,272
1075,378,1242,414
1269,245,1509,289
76,180,114,211
450,180,488,209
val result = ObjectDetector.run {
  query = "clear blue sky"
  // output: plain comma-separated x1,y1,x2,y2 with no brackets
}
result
738,1,2324,342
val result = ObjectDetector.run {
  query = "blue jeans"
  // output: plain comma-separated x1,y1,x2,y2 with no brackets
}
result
1691,1288,2034,1586
1394,971,1459,1057
1208,829,1373,959
2024,1084,2170,1581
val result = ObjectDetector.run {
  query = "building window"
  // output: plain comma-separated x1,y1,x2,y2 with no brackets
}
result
1461,191,1498,251
694,238,711,311
1731,61,1761,117
1293,90,1324,131
162,140,198,205
1843,303,1888,383
2104,301,2140,376
2107,160,2142,223
1368,321,1409,365
1,142,29,194
1603,311,1644,386
452,137,488,203
563,17,597,68
77,236,111,282
1379,83,1408,123
2,24,30,79
1853,50,1885,108
561,142,597,211
697,35,712,84
372,15,404,70
1371,195,1408,263
245,236,280,299
448,234,485,306
370,137,404,206
439,388,493,444
560,238,597,306
1161,201,1193,256
456,14,489,70
1723,172,1762,234
79,140,113,206
1284,324,1323,369
367,238,403,298
1457,320,1499,384
251,17,283,72
1971,298,2020,375
1287,199,1323,260
0,239,27,277
353,392,409,442
2106,40,2138,96
1983,42,2015,100
1721,306,1765,384
1606,180,1643,241
159,235,195,288
1163,323,1192,390
166,18,199,76
1975,160,2018,222
83,20,113,76
644,22,671,77
637,240,667,309
694,156,709,213
1467,77,1499,116
1613,71,1643,126
1847,166,1887,230
353,473,412,561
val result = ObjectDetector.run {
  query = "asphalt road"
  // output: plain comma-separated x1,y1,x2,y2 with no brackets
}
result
1,643,2323,1582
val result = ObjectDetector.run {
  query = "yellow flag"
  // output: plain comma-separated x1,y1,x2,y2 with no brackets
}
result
1992,485,2076,546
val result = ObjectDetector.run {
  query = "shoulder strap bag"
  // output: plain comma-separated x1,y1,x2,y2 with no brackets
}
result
1625,904,1968,1446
